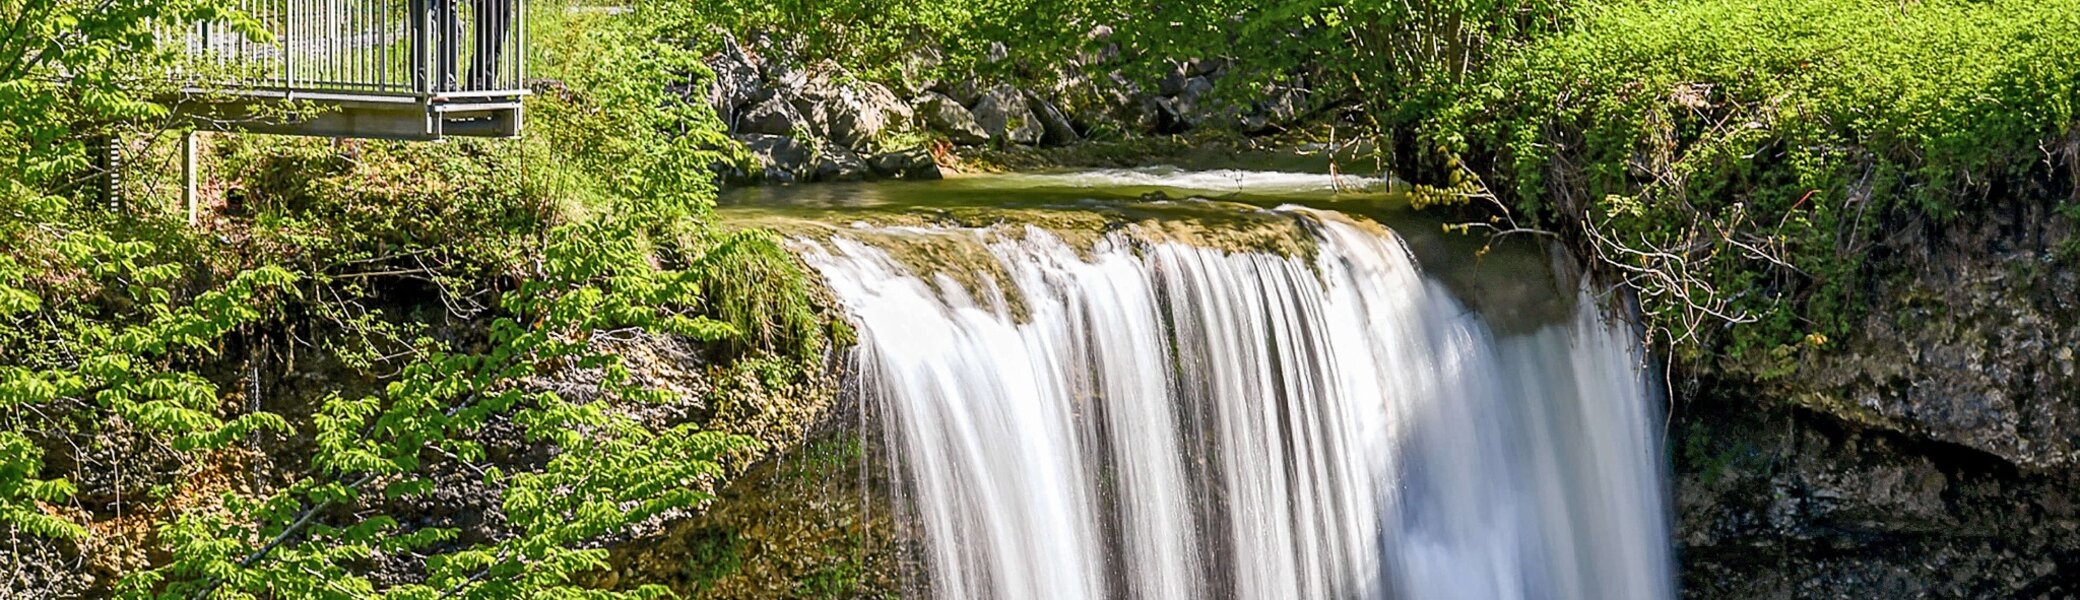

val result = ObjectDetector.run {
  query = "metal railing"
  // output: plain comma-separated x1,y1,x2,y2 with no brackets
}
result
177,0,529,99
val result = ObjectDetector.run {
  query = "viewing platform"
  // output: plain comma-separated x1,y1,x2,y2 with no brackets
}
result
170,0,530,140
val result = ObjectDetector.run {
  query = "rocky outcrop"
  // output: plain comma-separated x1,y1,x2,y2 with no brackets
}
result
1781,199,2080,471
808,142,870,182
704,36,941,184
1678,184,2080,598
703,32,1322,187
1675,396,2080,599
595,428,905,598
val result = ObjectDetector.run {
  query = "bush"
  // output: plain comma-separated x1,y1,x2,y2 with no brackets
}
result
1439,0,2080,358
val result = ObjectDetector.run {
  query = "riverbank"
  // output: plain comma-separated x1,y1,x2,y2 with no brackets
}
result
696,0,2080,594
4,0,2076,596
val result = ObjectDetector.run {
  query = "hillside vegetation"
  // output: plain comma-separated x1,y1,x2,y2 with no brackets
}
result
0,0,2075,595
0,1,834,596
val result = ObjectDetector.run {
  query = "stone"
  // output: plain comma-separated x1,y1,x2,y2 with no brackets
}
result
735,133,811,183
915,92,990,145
1180,76,1214,104
1186,57,1227,78
1151,76,1218,133
1158,61,1190,96
940,79,985,107
809,143,869,182
736,94,804,136
1242,86,1310,134
706,33,769,130
1100,71,1162,133
868,147,943,180
748,31,804,82
897,47,945,97
1023,91,1080,146
1153,96,1193,133
970,84,1042,146
791,62,916,151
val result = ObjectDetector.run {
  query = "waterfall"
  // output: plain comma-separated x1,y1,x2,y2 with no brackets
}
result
799,205,1672,600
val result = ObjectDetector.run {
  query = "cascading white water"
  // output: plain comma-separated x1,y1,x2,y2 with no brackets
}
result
798,201,1672,600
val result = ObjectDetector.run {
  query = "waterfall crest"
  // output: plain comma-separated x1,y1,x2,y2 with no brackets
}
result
800,206,1672,600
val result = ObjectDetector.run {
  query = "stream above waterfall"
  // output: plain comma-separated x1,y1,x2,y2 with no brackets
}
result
720,168,1675,600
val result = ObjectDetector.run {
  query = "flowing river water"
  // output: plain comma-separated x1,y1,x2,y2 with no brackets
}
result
723,168,1673,600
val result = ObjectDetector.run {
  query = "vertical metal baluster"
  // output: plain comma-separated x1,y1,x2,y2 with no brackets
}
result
284,0,294,91
362,0,370,90
343,0,351,89
360,0,369,90
517,0,526,88
349,0,358,89
331,0,341,89
506,0,516,89
380,0,388,91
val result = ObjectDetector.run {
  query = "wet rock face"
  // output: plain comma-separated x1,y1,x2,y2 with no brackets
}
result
1679,191,2080,598
596,429,907,598
1792,200,2080,470
1675,400,2080,599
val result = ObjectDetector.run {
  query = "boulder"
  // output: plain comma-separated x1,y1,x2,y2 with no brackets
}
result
970,85,1043,146
1100,71,1162,133
707,33,770,131
736,133,812,183
915,92,991,145
748,32,804,82
1242,86,1310,135
1180,76,1214,104
1153,76,1218,132
809,143,869,182
792,64,915,151
736,95,805,136
1158,61,1190,96
897,46,944,97
939,79,985,107
868,147,944,180
1023,91,1080,146
1153,96,1193,133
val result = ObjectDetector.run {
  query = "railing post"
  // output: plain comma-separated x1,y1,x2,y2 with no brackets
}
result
411,0,428,95
283,0,295,92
